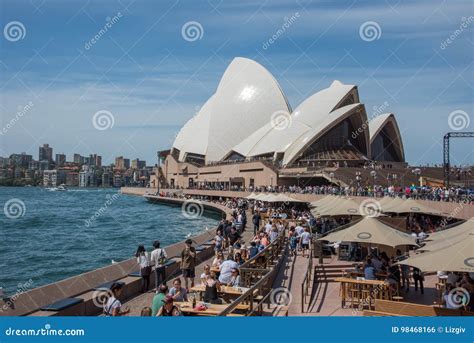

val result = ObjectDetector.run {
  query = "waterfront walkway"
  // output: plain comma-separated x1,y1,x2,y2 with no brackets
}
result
122,210,255,316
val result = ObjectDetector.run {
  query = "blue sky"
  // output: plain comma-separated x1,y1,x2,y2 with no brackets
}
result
0,0,472,166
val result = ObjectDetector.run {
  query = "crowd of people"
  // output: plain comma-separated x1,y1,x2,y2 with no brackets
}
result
179,183,472,203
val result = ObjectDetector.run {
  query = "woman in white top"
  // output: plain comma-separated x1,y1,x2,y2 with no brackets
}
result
136,245,151,293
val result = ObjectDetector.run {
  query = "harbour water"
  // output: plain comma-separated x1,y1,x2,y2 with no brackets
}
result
0,187,219,295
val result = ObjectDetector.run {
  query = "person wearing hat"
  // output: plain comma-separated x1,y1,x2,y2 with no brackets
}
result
156,295,182,316
180,239,196,289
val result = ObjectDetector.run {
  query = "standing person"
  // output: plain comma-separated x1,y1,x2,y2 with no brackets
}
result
214,230,224,253
228,226,241,248
412,267,424,294
150,240,168,289
289,231,298,256
300,227,312,258
103,282,130,317
252,211,261,235
151,284,168,316
180,239,196,289
136,245,151,293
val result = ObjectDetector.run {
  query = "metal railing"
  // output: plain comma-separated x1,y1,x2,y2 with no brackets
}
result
217,233,288,316
300,243,313,313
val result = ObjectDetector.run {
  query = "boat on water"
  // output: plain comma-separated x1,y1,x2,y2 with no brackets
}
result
47,184,68,191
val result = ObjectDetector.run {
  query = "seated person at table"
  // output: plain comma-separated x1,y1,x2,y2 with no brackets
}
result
234,252,245,266
151,284,169,316
212,252,224,268
363,258,376,280
219,256,239,284
169,278,188,302
200,265,211,283
103,282,130,317
227,268,241,287
248,241,259,259
370,252,383,271
157,295,182,316
203,272,222,304
447,272,459,286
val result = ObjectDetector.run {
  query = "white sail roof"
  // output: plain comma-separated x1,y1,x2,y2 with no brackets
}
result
172,57,291,163
230,80,357,159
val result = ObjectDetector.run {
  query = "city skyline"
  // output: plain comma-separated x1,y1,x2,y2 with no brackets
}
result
0,0,472,166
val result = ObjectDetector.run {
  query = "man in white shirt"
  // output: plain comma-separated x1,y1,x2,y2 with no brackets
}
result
265,221,272,235
218,257,239,284
151,240,168,289
300,228,312,258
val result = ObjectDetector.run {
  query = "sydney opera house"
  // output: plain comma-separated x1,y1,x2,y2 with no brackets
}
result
158,57,408,189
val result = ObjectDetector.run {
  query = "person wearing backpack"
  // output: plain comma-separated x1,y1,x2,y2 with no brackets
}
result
103,282,130,316
151,240,168,289
136,245,151,293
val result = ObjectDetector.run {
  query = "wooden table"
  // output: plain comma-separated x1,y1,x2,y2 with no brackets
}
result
190,285,247,296
174,301,249,316
334,277,390,309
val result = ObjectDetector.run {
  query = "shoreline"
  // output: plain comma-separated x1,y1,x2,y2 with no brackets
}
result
0,191,229,317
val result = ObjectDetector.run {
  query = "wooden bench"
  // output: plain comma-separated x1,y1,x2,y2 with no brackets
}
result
375,299,463,316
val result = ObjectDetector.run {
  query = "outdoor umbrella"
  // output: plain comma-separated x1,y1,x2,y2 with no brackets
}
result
318,216,417,248
397,233,474,272
382,198,446,216
312,198,371,217
245,192,258,200
419,219,473,252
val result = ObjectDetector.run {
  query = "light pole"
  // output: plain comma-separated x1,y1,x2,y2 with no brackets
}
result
412,168,421,186
370,170,377,196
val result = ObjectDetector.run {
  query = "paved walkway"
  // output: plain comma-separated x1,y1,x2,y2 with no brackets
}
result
122,210,254,316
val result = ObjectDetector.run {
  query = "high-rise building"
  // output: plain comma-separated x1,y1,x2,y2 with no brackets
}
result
39,144,53,163
73,153,83,164
131,158,146,169
55,153,66,167
115,156,130,170
10,153,32,168
79,166,94,187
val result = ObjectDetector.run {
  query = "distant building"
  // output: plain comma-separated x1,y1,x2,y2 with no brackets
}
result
39,144,53,163
73,153,84,164
66,172,79,187
115,156,130,170
10,153,33,168
79,165,94,187
113,174,122,187
28,160,39,170
43,170,57,187
39,160,50,171
131,158,146,169
102,171,111,187
55,153,66,167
